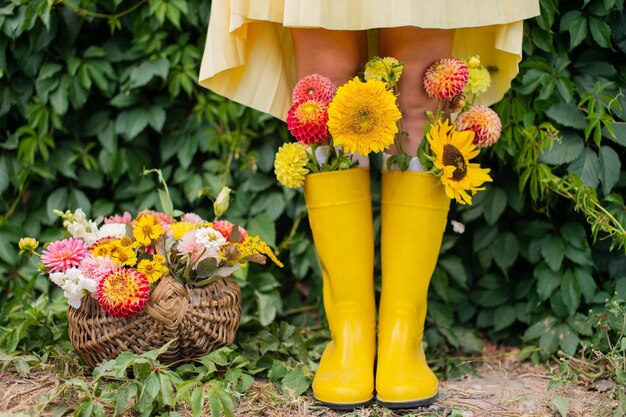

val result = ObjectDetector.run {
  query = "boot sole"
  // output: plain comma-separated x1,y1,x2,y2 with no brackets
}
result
315,396,373,411
376,392,438,409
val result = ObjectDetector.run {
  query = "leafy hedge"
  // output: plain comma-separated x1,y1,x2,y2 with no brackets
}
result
1,0,625,379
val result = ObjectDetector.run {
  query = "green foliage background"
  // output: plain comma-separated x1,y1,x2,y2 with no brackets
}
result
1,0,626,414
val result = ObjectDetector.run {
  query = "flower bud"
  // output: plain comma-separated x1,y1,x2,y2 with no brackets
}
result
19,237,39,256
448,92,467,113
467,55,481,69
213,186,232,218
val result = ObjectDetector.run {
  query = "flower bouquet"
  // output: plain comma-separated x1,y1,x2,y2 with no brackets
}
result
274,55,502,205
21,188,282,367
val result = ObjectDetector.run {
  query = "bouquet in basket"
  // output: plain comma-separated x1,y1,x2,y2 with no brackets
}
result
20,188,282,319
274,55,502,205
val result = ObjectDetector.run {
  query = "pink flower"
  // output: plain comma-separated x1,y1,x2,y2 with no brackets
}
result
212,220,248,242
292,74,337,104
456,105,502,148
104,212,132,224
182,213,204,224
41,238,88,273
287,99,330,144
423,58,469,100
79,255,120,284
177,230,219,268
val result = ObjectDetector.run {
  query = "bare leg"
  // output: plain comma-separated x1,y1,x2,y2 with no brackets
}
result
379,27,454,155
291,28,367,89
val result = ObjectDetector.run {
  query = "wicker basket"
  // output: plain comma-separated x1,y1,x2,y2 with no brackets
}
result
67,274,242,367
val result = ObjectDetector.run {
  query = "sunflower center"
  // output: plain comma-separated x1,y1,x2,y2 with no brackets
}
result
443,144,468,181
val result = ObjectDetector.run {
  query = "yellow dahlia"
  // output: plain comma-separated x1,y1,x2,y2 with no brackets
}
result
274,142,309,188
137,258,167,284
133,215,164,245
427,120,492,205
328,77,401,155
465,66,491,96
364,57,404,88
423,58,469,100
456,105,502,148
97,269,151,318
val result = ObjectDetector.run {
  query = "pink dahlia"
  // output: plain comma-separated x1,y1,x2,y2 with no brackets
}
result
212,220,248,242
456,105,502,148
423,58,469,100
41,238,88,273
97,269,151,318
182,212,204,224
104,211,132,224
286,99,330,144
79,255,120,284
292,74,337,104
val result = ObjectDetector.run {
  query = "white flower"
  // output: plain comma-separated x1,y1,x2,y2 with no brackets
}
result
451,220,465,234
67,220,99,246
98,223,127,239
49,271,69,289
195,227,227,252
73,208,87,222
50,267,97,309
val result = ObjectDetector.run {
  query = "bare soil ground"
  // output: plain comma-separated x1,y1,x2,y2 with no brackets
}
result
0,345,621,417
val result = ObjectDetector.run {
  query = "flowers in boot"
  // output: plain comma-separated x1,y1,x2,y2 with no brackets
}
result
456,105,502,148
287,99,330,144
328,77,401,155
426,120,492,204
274,142,309,188
423,57,469,100
292,74,337,104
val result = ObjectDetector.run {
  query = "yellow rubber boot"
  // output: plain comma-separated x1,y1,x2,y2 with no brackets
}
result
304,168,376,409
376,171,450,408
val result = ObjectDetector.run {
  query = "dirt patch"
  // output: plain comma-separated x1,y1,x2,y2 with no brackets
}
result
0,347,621,417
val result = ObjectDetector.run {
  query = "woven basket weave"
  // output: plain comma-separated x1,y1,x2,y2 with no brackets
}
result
67,274,242,367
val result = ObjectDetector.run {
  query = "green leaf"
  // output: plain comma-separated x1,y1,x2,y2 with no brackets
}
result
482,187,507,225
560,269,581,316
598,145,621,195
255,291,281,326
438,256,468,289
568,148,600,189
191,387,204,417
493,305,516,331
46,187,68,221
247,212,276,247
492,232,519,274
129,58,170,89
282,367,311,397
552,396,570,417
541,235,565,272
539,132,585,165
147,106,166,132
535,263,561,301
589,16,612,48
158,188,174,215
569,14,588,49
574,268,596,303
545,102,587,129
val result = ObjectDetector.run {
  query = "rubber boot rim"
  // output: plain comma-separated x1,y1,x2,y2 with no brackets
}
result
376,392,438,409
314,395,374,411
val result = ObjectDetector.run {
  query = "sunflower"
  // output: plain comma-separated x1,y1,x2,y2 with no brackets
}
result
426,120,492,205
327,77,401,155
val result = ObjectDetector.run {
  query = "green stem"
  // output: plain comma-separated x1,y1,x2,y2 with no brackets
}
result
59,0,149,19
309,143,321,172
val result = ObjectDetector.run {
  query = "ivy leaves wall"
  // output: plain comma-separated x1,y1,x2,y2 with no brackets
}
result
0,0,625,364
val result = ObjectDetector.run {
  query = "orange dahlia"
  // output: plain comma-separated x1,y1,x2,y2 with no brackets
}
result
97,269,151,318
292,74,336,104
212,220,248,242
456,105,502,148
286,99,330,144
423,58,469,100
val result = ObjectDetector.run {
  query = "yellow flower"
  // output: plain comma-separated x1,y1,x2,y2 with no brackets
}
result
235,235,284,268
153,254,166,264
133,215,164,245
170,222,196,240
137,258,168,284
465,66,491,96
327,77,401,155
111,246,138,267
118,236,140,249
364,57,404,88
18,237,39,256
427,120,492,205
92,242,112,258
274,142,309,188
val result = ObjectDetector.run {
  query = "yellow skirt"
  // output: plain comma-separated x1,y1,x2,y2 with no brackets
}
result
199,0,540,121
